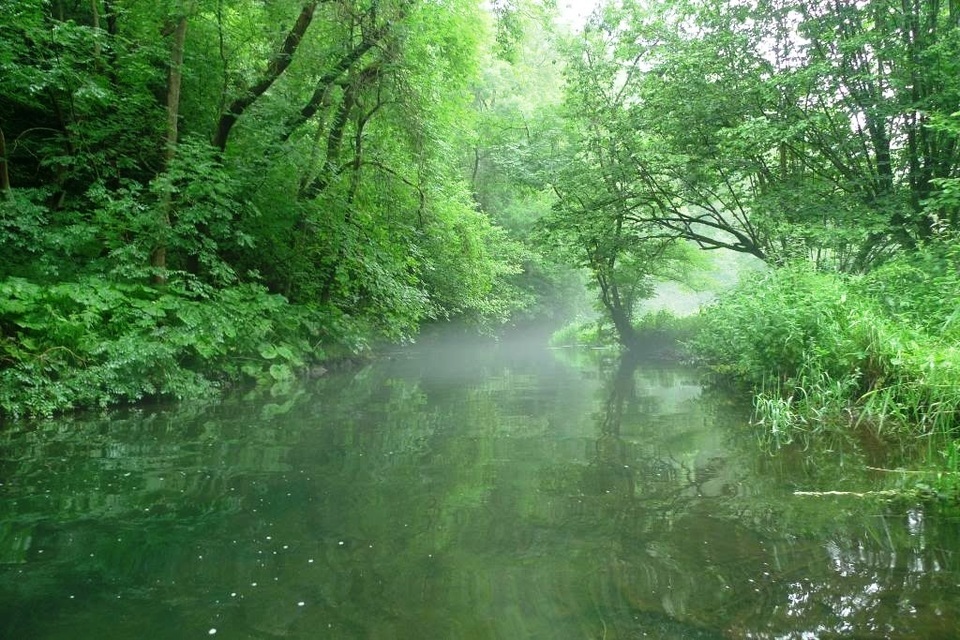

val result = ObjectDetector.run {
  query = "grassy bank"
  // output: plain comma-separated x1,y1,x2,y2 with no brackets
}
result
692,252,960,497
551,249,960,498
695,259,960,437
550,310,701,359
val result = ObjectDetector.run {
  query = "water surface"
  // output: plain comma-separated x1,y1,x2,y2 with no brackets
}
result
2,330,959,638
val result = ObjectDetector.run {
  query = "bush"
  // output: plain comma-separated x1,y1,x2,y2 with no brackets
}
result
693,262,960,439
694,265,891,388
550,309,701,354
634,309,701,348
863,241,960,341
0,275,333,419
549,317,610,348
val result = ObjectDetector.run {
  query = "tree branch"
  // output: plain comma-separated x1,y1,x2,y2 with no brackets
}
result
280,39,380,143
212,1,320,151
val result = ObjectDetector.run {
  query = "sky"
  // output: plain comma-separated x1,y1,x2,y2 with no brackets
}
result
555,0,601,28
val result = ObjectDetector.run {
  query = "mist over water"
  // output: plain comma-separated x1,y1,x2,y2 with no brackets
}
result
2,328,959,638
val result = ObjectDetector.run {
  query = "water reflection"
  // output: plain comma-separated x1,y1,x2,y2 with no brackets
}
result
1,334,959,638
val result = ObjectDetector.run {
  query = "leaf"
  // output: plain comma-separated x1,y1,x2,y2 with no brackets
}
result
275,344,295,362
268,363,292,382
258,343,279,360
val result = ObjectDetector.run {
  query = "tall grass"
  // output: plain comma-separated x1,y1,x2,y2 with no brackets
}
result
694,262,960,443
550,310,700,354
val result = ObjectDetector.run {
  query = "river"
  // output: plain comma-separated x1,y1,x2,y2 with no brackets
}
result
1,329,959,638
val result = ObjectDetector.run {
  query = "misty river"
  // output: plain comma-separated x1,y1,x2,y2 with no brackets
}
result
2,329,959,639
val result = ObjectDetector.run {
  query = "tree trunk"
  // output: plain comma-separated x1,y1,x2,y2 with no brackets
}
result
606,297,640,352
151,14,188,285
595,269,640,352
212,1,319,151
279,40,379,143
90,0,102,58
0,127,11,200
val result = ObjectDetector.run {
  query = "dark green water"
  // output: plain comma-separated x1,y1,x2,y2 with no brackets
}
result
2,331,959,639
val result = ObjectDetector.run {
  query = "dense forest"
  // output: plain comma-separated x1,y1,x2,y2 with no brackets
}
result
3,0,960,473
0,0,576,417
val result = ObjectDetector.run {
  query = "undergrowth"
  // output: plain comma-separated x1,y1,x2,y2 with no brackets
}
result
0,274,367,419
549,316,610,348
693,255,960,497
550,310,700,356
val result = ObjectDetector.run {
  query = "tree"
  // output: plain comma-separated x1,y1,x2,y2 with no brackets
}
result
211,1,320,152
151,5,191,284
539,2,703,350
0,0,542,415
465,1,586,323
556,0,960,272
542,125,698,350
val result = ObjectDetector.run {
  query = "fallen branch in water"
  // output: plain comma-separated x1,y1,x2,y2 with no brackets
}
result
793,490,900,498
866,466,960,475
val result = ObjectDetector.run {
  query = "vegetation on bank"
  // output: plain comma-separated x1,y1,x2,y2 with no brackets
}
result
0,0,576,419
550,309,700,358
554,243,960,443
693,249,960,499
0,277,329,418
696,251,960,441
3,0,960,442
550,251,960,498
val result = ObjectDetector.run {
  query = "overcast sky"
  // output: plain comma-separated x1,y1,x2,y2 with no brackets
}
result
556,0,600,28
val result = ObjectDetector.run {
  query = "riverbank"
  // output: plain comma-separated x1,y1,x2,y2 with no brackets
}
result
0,276,368,421
692,258,960,499
695,262,960,436
550,254,960,500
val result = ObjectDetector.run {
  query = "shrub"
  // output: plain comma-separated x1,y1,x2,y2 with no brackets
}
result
0,275,332,419
694,264,891,388
549,317,610,348
693,263,960,438
863,241,960,341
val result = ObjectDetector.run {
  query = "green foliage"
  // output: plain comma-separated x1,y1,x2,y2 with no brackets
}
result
550,0,960,269
695,266,882,388
551,309,701,352
463,4,585,325
0,0,563,419
633,309,701,348
696,260,960,445
863,239,960,339
924,112,960,225
0,190,50,275
549,317,609,348
0,276,329,419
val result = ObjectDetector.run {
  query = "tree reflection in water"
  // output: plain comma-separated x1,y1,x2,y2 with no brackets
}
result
574,352,960,639
0,337,959,638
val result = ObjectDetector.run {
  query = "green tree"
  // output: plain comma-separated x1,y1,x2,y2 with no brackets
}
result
466,1,588,323
541,2,701,349
554,0,960,272
0,0,540,416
